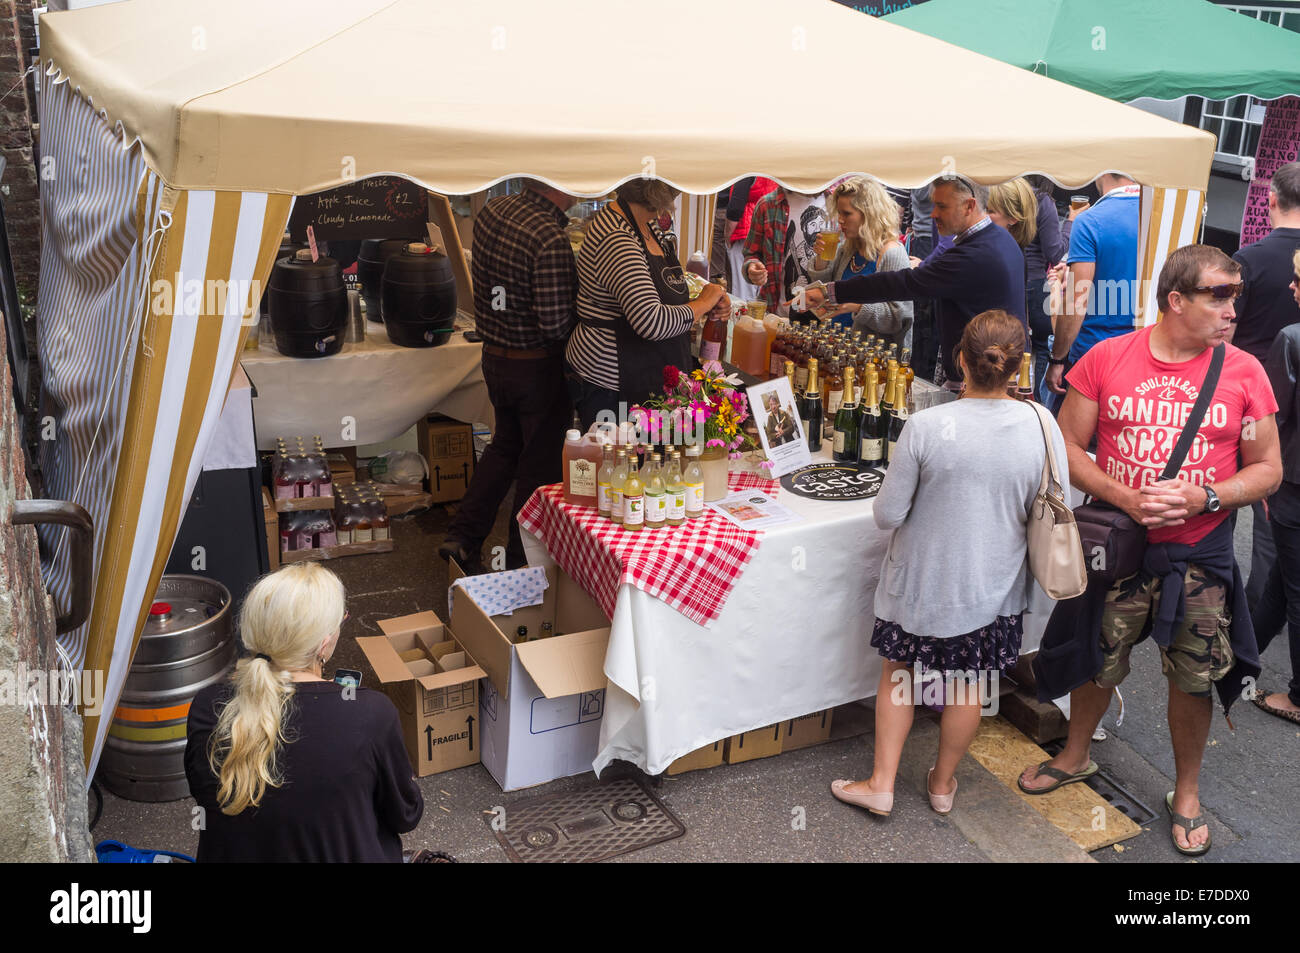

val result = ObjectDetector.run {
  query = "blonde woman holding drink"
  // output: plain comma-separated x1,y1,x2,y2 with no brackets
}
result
807,176,913,348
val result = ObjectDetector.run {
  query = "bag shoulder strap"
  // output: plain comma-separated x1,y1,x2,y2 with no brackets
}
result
1160,344,1225,481
1028,401,1063,497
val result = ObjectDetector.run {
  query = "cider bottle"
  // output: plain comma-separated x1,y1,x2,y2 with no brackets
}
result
609,447,629,524
596,444,615,519
664,450,686,526
622,463,645,532
683,445,705,519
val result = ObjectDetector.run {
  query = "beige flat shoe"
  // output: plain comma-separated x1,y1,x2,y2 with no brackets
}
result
927,769,957,815
830,779,893,816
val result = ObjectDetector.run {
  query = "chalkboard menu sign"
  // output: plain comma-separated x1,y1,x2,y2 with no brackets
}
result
780,463,883,501
289,176,429,242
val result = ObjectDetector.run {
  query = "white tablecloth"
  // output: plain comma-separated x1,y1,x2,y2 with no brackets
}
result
522,447,1062,777
241,322,492,449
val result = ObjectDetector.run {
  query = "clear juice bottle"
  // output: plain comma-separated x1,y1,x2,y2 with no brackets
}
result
683,445,705,519
609,448,629,524
622,464,645,532
643,453,666,528
664,450,685,527
596,444,615,519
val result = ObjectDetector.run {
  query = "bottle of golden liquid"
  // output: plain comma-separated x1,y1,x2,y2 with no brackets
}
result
609,447,629,524
622,460,645,531
683,445,705,519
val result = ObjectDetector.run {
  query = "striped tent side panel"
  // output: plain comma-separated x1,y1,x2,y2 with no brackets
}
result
673,193,718,268
84,188,292,774
1137,186,1204,327
36,72,149,669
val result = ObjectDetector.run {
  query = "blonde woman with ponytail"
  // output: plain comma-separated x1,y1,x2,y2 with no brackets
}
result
185,562,423,862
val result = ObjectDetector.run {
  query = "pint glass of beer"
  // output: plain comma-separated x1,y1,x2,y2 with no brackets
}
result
817,229,841,262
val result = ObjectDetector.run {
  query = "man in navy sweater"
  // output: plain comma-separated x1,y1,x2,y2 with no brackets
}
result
804,175,1026,389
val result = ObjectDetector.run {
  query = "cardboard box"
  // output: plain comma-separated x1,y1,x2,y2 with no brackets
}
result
262,487,279,571
418,415,475,503
326,452,356,487
448,560,611,791
781,709,834,751
666,740,725,776
724,724,783,764
356,611,487,777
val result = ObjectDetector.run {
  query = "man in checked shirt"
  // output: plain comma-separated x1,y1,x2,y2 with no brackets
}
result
439,180,578,571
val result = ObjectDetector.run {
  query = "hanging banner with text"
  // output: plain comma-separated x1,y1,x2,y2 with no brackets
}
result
1241,96,1300,247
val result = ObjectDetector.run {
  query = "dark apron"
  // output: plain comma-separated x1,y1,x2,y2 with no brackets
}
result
612,198,692,408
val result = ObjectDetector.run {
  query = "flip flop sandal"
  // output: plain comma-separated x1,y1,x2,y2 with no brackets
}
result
1016,759,1099,795
1251,691,1300,725
1165,792,1211,857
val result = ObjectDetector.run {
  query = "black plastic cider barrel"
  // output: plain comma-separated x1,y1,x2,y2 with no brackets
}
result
258,237,303,326
269,249,347,357
357,238,409,322
381,242,458,348
99,576,235,802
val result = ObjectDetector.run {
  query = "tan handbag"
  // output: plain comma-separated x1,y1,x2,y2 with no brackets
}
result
1026,402,1087,600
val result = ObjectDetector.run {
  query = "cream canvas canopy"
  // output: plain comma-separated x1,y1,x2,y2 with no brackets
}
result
36,0,1214,776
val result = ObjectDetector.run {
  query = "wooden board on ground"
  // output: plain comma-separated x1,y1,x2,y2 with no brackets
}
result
281,538,395,563
966,715,1140,852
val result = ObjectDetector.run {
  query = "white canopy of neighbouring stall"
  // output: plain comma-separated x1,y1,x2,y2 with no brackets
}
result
34,0,1215,776
41,0,1216,194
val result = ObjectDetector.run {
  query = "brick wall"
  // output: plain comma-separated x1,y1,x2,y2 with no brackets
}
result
0,0,39,310
0,291,92,861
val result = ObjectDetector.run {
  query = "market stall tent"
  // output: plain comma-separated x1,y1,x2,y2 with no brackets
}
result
35,0,1214,776
883,0,1300,103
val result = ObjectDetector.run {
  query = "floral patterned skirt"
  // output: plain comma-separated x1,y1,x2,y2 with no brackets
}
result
869,614,1023,678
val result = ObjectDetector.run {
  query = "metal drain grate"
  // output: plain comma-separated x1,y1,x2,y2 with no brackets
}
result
1042,741,1157,826
489,777,686,863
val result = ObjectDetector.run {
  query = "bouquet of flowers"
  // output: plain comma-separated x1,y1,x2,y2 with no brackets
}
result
631,361,769,466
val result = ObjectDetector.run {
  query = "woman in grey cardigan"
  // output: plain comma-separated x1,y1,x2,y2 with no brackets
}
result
831,309,1069,817
807,176,913,349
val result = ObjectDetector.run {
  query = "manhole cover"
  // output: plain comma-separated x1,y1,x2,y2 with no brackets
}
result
488,778,685,863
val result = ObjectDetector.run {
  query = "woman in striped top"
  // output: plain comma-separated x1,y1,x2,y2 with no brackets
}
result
566,178,725,431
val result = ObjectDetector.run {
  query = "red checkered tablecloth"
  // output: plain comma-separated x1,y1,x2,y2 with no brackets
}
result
517,471,779,628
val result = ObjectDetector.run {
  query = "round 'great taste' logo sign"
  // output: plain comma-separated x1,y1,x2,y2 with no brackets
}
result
780,463,883,501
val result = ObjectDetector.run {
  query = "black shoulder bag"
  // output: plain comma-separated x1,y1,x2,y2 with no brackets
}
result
1074,344,1224,583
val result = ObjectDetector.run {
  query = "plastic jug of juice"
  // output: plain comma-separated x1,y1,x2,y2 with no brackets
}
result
731,312,769,378
563,429,605,506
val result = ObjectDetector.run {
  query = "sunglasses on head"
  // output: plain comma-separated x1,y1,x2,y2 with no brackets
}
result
1188,282,1243,300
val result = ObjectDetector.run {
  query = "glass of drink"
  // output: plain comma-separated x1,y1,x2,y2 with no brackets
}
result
1070,195,1090,214
747,300,767,323
817,228,841,262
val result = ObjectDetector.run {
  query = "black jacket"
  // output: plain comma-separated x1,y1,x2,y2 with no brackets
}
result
1033,517,1259,716
1266,323,1300,484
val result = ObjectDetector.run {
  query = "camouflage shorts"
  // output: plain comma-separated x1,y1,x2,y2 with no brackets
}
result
1096,564,1233,697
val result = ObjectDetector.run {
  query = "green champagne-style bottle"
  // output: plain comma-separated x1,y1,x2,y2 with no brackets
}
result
833,365,859,464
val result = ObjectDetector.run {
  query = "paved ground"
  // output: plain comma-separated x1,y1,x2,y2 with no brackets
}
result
90,495,1299,863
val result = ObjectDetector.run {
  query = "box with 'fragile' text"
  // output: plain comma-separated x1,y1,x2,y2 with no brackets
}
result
356,610,486,777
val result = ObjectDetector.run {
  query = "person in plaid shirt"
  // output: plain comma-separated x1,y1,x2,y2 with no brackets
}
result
439,181,578,572
741,187,831,320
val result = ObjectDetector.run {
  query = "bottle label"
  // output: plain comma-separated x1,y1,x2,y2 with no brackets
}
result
569,459,597,497
833,431,846,453
598,484,612,512
354,526,373,543
795,368,809,392
686,483,705,512
888,439,899,462
612,490,624,520
624,497,644,526
374,525,389,541
274,482,295,500
860,436,884,462
827,389,843,417
336,528,352,546
646,493,667,524
769,352,783,378
700,340,721,362
800,417,811,437
668,490,686,520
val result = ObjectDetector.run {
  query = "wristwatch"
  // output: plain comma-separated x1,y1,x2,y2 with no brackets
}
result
1048,356,1068,366
1202,485,1221,514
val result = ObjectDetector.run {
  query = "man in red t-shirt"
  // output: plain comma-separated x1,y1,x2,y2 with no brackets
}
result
1018,245,1282,855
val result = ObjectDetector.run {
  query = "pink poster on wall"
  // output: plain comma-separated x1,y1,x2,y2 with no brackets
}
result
1240,96,1300,247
